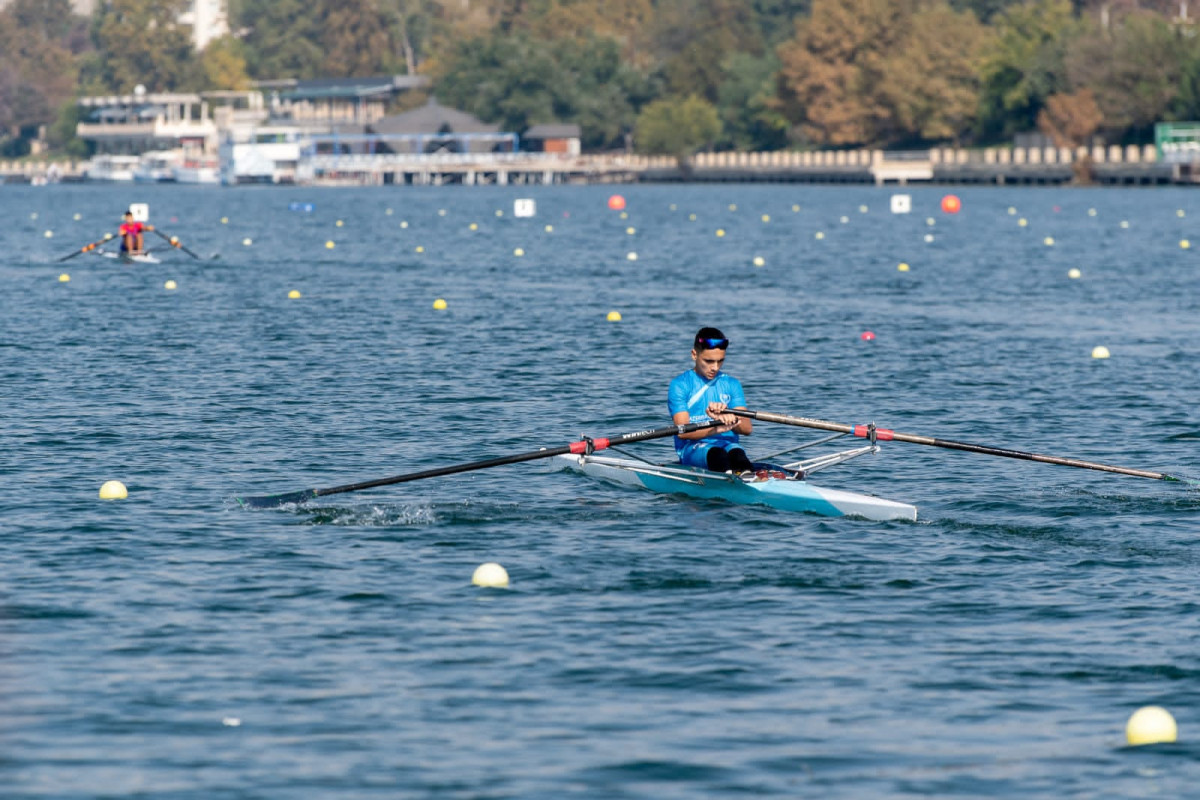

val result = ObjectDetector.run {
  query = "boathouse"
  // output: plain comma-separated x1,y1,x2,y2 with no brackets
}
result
522,124,582,155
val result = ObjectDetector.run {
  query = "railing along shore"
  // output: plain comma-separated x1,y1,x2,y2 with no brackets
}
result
2,144,1195,186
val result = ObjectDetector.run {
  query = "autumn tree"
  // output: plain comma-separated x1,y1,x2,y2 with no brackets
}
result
199,36,251,90
776,0,914,146
1037,88,1102,147
877,2,991,143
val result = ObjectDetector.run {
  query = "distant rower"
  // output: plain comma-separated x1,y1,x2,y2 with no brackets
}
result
119,209,154,255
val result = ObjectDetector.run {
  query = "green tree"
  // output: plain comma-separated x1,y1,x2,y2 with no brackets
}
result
435,33,652,149
634,94,720,157
652,0,770,102
1065,11,1191,141
976,0,1078,142
716,52,789,150
229,0,325,79
86,0,199,92
199,36,251,90
319,0,400,77
0,0,80,134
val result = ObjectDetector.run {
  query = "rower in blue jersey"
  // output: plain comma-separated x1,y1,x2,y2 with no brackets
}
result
668,327,753,472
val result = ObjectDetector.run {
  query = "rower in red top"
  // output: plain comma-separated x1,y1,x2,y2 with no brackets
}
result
119,209,154,255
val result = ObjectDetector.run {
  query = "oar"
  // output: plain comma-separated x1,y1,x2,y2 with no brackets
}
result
59,233,114,261
236,419,721,509
151,228,199,259
729,409,1196,485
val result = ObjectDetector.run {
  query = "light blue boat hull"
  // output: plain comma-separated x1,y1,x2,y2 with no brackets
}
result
559,454,917,521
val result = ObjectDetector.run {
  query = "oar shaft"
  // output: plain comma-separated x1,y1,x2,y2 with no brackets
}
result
730,409,1176,482
239,420,720,508
152,229,199,258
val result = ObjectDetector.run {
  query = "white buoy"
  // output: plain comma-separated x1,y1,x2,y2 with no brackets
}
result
99,480,128,500
472,562,509,587
1092,346,1111,359
1126,706,1177,745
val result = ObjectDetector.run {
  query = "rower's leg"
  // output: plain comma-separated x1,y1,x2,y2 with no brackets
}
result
706,448,731,472
727,447,754,473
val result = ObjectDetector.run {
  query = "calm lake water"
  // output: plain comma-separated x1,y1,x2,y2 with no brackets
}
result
3,182,1199,798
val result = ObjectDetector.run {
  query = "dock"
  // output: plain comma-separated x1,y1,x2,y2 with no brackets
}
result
1,144,1193,187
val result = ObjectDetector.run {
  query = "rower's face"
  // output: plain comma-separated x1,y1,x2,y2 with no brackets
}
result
692,347,726,380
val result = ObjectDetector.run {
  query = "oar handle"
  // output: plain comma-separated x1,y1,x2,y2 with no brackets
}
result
730,409,1181,483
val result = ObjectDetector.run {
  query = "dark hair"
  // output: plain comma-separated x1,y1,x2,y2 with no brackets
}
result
693,327,729,352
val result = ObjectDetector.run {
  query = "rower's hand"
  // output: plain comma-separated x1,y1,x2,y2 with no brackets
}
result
707,402,739,429
146,225,155,231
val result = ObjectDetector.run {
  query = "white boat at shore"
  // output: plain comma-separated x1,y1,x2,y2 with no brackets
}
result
173,158,220,184
84,154,140,182
133,151,180,182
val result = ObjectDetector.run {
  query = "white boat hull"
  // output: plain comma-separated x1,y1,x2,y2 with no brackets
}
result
101,251,161,265
558,454,917,521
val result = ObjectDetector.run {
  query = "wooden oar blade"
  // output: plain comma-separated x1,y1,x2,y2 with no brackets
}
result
235,488,320,509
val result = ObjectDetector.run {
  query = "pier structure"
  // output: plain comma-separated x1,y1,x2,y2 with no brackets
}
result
0,144,1192,186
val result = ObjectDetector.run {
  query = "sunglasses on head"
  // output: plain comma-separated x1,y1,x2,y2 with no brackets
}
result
696,337,729,350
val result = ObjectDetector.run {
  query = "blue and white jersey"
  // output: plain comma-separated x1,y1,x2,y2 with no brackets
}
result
667,369,746,451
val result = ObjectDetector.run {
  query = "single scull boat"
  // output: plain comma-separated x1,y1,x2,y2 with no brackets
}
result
558,436,917,521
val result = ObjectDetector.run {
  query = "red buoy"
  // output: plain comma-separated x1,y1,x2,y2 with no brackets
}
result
607,194,626,211
940,195,961,214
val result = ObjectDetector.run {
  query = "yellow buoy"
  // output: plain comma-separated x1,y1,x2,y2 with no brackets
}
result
619,211,628,220
669,204,677,211
1008,207,1017,215
626,227,636,235
513,247,525,256
761,214,770,223
288,289,302,299
415,245,424,253
688,213,697,221
792,204,800,212
164,280,177,290
544,224,553,233
728,203,737,211
753,256,765,267
242,237,252,246
1126,706,1177,745
1181,239,1191,249
433,298,448,310
325,240,335,249
99,480,128,500
898,262,910,272
1088,208,1097,217
400,221,409,229
220,216,228,224
472,562,509,588
44,230,53,238
385,208,393,215
335,219,344,227
1177,209,1186,218
815,231,825,240
626,252,638,261
840,215,849,224
716,229,725,237
1018,218,1028,227
58,273,70,282
468,223,478,231
1120,220,1130,229
607,310,622,321
1044,236,1055,246
73,213,81,221
1067,268,1082,279
1092,345,1110,359
859,204,868,213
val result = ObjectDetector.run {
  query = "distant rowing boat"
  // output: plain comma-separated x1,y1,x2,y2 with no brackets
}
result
100,250,161,265
558,443,917,522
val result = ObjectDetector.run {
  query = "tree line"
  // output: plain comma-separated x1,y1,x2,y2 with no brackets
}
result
2,0,1198,158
